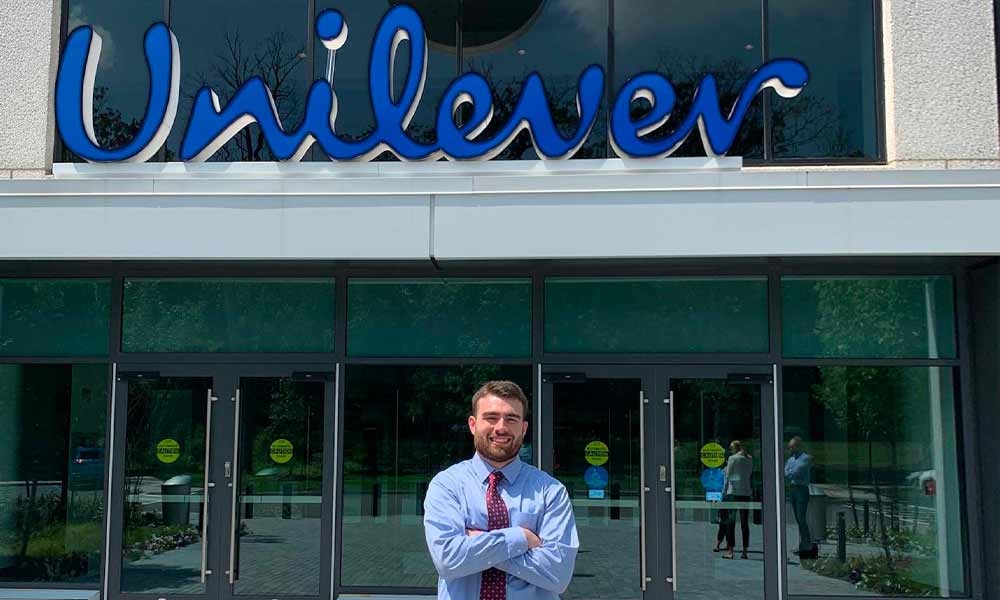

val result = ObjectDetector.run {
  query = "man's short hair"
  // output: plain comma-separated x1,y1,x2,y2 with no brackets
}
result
471,380,529,418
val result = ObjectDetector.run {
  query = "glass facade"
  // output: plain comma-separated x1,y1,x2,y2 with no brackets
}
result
348,278,531,357
0,279,110,356
62,0,882,163
782,276,956,359
783,366,966,597
0,267,979,599
122,278,335,353
545,277,769,353
0,364,108,583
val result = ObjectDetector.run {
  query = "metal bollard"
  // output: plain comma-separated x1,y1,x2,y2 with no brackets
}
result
282,483,293,519
418,481,428,516
837,512,847,563
863,500,870,536
245,484,254,520
610,483,621,521
372,481,381,518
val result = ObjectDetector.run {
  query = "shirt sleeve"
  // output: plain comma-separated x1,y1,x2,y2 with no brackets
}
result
423,475,529,581
494,483,580,594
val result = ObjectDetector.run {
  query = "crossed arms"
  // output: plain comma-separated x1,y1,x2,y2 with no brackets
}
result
423,477,579,594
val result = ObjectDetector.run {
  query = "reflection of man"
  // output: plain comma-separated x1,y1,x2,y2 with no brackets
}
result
784,436,813,554
424,381,579,599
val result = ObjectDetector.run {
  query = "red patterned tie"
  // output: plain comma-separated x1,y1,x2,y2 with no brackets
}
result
480,470,509,600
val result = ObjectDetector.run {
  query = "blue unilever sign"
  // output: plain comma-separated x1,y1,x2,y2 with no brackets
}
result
55,5,808,164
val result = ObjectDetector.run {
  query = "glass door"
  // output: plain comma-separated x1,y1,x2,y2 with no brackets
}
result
541,366,665,600
662,367,777,600
108,366,335,600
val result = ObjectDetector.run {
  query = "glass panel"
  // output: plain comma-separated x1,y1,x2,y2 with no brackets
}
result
782,367,966,597
348,278,531,357
120,378,210,594
165,0,311,161
310,0,458,161
545,277,769,353
122,278,335,353
340,365,533,588
233,377,325,595
781,276,956,359
770,0,879,159
0,279,110,356
551,378,640,599
462,0,608,159
63,0,165,162
0,364,107,583
614,0,764,159
671,378,764,600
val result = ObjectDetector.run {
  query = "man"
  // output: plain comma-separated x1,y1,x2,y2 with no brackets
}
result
423,381,579,599
784,435,814,557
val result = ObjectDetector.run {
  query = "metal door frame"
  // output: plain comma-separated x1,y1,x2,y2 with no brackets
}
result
106,364,336,600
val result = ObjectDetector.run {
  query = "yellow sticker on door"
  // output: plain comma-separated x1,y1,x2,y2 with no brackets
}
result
584,441,609,466
269,438,294,464
700,442,726,468
156,438,181,463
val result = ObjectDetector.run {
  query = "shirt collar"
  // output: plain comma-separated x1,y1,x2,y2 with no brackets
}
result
472,452,523,485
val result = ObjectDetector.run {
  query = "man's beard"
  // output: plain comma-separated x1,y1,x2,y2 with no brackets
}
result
475,431,522,463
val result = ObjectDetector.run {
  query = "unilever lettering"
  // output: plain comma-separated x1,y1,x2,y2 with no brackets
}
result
55,5,809,163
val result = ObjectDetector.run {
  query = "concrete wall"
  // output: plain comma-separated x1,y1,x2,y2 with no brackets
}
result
883,0,1000,168
0,0,61,178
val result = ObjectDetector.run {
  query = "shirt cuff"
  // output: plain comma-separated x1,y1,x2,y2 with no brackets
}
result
501,526,529,558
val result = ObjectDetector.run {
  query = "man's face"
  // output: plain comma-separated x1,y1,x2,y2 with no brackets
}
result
788,438,800,454
468,393,528,464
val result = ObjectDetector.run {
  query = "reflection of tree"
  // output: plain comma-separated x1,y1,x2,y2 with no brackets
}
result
463,60,607,160
810,278,937,562
187,30,305,161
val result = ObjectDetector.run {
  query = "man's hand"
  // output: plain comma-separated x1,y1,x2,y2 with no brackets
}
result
522,528,542,549
466,528,484,537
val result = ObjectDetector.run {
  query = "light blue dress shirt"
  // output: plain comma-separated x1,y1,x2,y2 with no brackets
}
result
423,454,579,599
784,451,813,486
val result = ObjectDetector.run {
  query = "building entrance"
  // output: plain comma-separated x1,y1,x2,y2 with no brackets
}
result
541,365,777,600
106,365,336,600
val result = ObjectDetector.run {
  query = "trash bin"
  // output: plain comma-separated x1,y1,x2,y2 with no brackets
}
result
806,484,827,542
162,474,192,525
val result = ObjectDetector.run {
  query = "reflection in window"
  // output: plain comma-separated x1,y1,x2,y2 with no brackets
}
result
770,0,879,159
782,367,966,597
347,278,531,357
545,277,769,353
63,0,165,162
0,364,107,583
0,278,111,356
165,0,311,161
311,0,458,160
781,276,956,359
614,0,764,159
340,365,532,589
463,0,608,160
121,278,335,353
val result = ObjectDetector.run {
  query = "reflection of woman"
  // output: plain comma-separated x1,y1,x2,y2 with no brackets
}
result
715,440,753,559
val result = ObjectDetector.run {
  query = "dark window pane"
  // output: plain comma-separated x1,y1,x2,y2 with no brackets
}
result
0,279,110,356
782,367,966,596
0,364,108,583
770,0,879,159
63,0,165,162
463,0,608,160
165,0,311,161
309,0,458,161
122,278,334,353
348,278,531,357
782,276,956,359
614,0,764,159
340,365,532,588
544,277,769,353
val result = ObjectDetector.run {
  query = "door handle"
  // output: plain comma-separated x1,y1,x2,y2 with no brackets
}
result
200,390,216,583
669,389,677,592
639,390,650,591
224,461,232,479
228,389,242,584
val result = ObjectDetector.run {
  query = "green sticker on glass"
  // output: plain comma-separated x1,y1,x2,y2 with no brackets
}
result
156,438,181,463
270,438,294,464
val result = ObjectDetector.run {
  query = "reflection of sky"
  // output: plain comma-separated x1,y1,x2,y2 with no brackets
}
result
65,0,877,160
